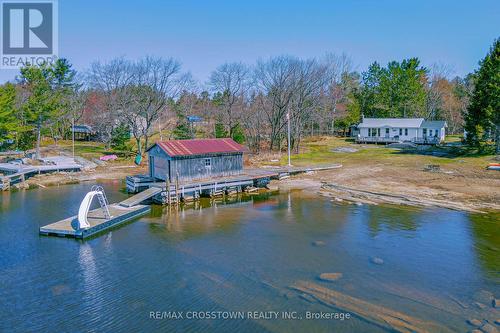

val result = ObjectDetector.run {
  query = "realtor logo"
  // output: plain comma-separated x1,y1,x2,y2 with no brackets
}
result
1,0,58,68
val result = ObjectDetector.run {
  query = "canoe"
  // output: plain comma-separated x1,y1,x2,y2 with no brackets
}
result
487,166,500,171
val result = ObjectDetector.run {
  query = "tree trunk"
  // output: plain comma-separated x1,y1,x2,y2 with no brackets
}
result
496,123,500,154
144,136,149,154
136,137,142,156
36,118,42,159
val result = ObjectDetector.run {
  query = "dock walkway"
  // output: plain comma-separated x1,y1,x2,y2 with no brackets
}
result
120,187,162,207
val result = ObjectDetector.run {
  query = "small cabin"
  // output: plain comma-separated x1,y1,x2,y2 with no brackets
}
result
146,138,245,182
355,118,447,144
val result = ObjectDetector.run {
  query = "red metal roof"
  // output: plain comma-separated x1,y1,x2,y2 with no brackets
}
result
152,138,245,157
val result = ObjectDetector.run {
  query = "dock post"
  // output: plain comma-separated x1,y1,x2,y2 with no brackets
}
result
175,173,179,205
166,178,171,205
20,174,26,189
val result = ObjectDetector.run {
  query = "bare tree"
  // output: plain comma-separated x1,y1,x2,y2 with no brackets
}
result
209,62,251,137
87,56,190,155
254,56,299,150
289,58,326,152
87,57,134,147
322,53,354,134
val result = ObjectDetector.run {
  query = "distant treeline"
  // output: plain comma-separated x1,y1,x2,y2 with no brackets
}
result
0,38,498,155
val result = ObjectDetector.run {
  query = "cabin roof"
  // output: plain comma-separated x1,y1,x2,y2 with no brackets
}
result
148,138,245,157
358,118,424,128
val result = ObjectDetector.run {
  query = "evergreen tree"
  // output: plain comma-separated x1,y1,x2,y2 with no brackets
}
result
356,58,427,118
18,59,77,157
0,83,19,148
111,123,131,150
464,38,500,152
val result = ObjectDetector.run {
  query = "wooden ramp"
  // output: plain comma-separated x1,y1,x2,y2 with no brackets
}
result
39,204,150,239
119,187,162,207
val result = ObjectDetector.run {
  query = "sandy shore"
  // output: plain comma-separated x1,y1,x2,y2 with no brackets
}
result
275,164,500,213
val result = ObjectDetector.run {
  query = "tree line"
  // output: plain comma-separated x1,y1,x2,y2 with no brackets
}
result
0,38,498,156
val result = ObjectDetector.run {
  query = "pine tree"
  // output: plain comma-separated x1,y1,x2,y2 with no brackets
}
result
0,83,19,147
464,38,500,152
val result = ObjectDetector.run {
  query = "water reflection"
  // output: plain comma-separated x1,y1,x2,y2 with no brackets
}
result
469,212,500,280
365,205,421,237
0,182,498,333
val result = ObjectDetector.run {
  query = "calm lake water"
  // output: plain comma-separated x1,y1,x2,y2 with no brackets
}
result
0,182,499,332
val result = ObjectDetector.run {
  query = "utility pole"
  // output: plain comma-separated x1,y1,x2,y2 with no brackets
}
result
72,116,75,161
287,112,291,167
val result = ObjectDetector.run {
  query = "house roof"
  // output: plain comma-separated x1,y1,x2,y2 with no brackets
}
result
148,138,245,157
421,120,447,128
358,118,424,128
71,125,94,133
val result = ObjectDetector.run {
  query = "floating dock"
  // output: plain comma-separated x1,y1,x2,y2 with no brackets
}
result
39,204,150,239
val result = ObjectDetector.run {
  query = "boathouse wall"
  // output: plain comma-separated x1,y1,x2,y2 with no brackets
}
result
148,145,243,182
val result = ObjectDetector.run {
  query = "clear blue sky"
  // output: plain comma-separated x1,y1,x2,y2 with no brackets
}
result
1,0,498,83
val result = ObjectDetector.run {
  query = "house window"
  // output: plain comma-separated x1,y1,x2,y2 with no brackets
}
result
423,128,427,137
399,128,402,136
429,129,433,136
405,128,408,136
204,158,211,167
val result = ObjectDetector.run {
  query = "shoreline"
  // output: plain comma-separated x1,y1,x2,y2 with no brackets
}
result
6,161,500,213
274,167,500,213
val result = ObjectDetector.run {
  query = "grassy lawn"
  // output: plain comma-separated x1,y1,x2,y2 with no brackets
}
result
280,136,497,170
41,139,136,162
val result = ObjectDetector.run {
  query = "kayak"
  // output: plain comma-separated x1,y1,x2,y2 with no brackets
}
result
487,165,500,170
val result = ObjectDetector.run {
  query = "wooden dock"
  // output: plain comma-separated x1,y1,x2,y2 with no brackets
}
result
0,158,82,191
119,187,162,207
39,204,150,239
126,164,342,204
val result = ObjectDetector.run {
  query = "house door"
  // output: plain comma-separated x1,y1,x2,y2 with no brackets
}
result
385,128,390,138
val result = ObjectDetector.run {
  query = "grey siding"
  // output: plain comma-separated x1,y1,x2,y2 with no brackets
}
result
147,145,243,182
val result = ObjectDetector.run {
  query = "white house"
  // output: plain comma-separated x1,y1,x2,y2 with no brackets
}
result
356,118,447,144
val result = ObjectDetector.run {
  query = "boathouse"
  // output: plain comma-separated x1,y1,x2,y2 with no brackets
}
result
146,138,245,182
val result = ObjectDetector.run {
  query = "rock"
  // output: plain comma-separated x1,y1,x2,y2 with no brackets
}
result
495,319,500,325
493,299,499,308
473,290,494,304
480,323,498,333
474,302,487,309
312,241,325,247
470,330,483,333
299,293,316,303
318,273,343,282
355,202,363,206
468,319,482,327
334,197,344,202
331,147,358,153
370,257,384,265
